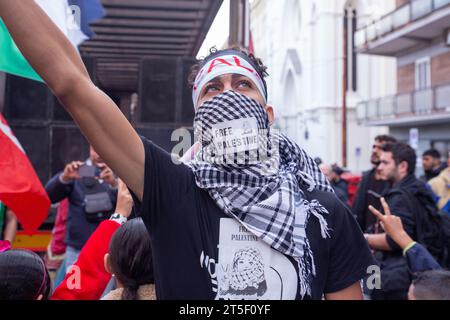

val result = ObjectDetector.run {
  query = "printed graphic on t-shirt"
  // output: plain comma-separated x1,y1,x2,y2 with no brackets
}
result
215,218,297,300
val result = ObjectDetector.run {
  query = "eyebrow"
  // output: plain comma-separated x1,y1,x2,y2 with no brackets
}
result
206,74,251,85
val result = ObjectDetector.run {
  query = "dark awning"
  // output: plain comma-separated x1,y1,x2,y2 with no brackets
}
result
80,0,223,91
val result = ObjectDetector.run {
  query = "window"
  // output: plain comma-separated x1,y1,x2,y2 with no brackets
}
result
415,57,431,90
345,7,358,92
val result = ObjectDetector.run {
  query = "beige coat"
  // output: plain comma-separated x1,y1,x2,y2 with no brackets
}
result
429,168,450,210
101,284,156,300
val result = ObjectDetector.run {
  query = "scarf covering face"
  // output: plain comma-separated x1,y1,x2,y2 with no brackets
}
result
186,91,334,297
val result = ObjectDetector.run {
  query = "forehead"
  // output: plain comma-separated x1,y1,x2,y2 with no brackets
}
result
380,151,393,160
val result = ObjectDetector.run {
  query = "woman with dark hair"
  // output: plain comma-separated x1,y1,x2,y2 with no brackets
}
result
102,218,155,300
1,180,154,301
0,247,51,300
52,179,155,300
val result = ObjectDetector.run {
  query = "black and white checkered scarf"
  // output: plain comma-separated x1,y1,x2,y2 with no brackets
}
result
186,91,334,298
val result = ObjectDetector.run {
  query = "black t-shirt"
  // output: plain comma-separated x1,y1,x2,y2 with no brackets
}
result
137,137,375,300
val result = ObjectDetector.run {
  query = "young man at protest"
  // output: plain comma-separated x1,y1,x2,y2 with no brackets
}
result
0,1,374,300
421,149,447,182
365,143,437,300
352,135,397,233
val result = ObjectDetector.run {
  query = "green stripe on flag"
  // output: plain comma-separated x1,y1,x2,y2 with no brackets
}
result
0,19,43,82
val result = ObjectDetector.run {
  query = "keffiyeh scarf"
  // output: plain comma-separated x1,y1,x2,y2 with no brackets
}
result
186,91,334,297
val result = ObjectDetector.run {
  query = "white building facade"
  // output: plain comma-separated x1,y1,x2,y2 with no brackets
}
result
250,0,398,173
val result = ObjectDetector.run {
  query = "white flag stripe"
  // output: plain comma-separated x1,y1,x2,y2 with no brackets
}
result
0,121,25,154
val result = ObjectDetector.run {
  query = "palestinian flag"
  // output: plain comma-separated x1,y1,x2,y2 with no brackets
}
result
0,0,104,82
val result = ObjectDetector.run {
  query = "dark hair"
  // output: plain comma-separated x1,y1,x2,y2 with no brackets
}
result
188,46,269,93
381,142,417,175
412,270,450,300
422,149,441,159
0,250,51,300
331,164,345,176
108,218,154,300
375,134,397,144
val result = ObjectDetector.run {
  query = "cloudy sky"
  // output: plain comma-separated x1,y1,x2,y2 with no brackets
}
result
197,0,230,59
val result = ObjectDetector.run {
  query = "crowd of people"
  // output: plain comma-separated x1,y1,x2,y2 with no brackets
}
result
319,136,450,300
0,0,450,301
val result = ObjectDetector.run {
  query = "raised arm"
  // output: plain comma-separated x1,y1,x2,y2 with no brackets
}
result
0,0,144,200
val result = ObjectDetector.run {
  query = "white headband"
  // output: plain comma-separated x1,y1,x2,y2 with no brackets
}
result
192,54,267,109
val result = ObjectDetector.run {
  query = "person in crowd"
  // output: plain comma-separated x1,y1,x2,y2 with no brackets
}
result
352,135,397,234
0,243,52,300
45,146,118,271
369,198,450,301
368,197,441,274
369,197,450,301
320,164,349,204
0,201,17,243
45,199,69,290
0,2,374,300
428,151,450,215
365,143,437,300
408,270,450,300
53,179,155,300
421,149,447,182
101,217,155,300
0,179,154,300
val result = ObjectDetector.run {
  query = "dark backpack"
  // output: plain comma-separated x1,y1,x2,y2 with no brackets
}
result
393,188,450,268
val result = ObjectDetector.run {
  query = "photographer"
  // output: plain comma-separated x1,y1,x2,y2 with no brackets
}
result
45,146,118,271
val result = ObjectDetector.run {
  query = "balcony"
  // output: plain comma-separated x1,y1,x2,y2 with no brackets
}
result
355,0,450,56
357,83,450,126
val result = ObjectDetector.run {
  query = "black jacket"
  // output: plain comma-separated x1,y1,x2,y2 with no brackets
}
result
331,179,349,204
384,174,436,251
352,169,390,233
420,163,448,182
373,174,436,296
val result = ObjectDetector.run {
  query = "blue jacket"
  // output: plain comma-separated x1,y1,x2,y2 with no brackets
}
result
45,173,117,250
405,242,441,273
